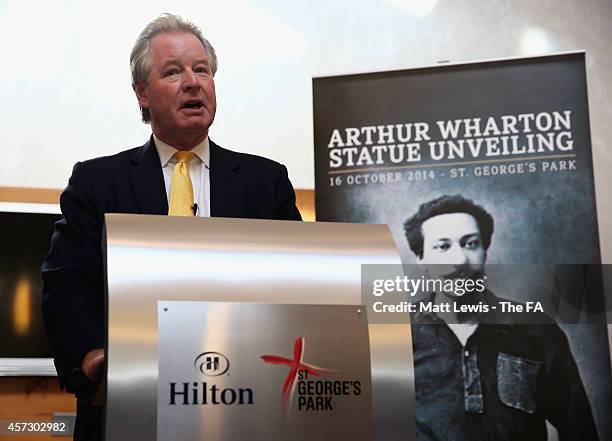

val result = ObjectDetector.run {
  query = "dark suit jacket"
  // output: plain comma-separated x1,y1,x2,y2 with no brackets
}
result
41,137,301,379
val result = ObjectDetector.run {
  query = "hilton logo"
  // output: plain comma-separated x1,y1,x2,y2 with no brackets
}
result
168,352,254,406
194,352,230,376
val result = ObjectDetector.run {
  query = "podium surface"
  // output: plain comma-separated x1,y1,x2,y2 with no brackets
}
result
104,214,414,440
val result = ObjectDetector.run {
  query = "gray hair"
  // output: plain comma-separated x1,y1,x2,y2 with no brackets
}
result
130,13,218,123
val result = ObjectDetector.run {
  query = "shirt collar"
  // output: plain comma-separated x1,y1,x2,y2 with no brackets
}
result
411,292,446,324
153,134,210,168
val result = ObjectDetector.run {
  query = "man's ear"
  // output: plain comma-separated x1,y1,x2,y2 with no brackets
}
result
134,82,149,108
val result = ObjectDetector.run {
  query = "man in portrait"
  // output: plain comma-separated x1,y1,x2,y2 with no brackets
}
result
404,194,598,440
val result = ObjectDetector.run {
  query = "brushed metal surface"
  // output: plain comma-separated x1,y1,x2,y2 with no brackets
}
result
157,302,371,441
104,214,414,440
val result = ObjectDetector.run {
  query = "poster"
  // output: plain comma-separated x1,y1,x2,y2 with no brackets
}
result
314,52,610,440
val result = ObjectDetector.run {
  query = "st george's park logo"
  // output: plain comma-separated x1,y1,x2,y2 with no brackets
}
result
260,337,362,415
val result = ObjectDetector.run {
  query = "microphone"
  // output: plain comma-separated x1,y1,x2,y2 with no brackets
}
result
192,203,199,216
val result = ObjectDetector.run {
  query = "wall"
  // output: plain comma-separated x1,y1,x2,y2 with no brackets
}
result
1,0,611,262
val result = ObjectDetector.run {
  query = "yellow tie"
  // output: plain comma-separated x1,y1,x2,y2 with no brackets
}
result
168,151,195,216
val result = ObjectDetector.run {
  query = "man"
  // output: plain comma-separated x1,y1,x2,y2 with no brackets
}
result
404,195,598,440
41,13,301,441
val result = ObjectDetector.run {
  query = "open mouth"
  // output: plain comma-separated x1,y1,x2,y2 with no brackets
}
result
181,100,203,110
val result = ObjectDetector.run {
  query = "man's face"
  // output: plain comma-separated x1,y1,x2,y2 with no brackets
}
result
418,212,486,279
135,32,216,146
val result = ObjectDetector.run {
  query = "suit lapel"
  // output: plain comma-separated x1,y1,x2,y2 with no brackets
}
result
129,137,168,215
210,140,244,217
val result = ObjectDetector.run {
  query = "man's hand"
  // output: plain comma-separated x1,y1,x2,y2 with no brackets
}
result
81,348,105,381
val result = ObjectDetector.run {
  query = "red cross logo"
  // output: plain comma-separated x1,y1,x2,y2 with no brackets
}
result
261,337,336,412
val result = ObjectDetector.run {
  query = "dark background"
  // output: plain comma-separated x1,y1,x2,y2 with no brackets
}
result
314,53,600,265
0,211,58,358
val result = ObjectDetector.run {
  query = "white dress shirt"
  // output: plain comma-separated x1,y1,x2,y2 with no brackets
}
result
153,135,211,217
447,324,478,347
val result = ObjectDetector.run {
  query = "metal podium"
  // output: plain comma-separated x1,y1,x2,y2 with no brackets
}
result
103,214,414,440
